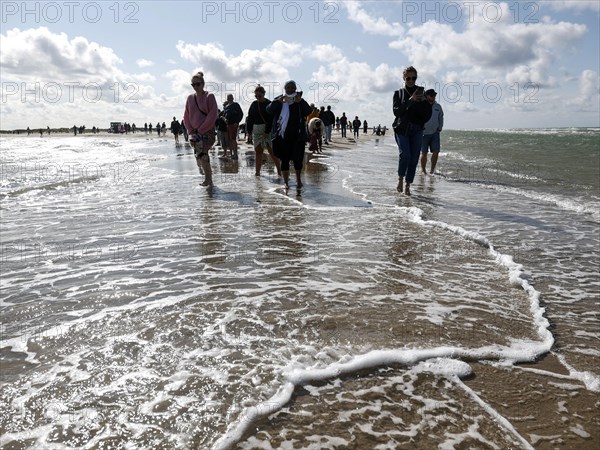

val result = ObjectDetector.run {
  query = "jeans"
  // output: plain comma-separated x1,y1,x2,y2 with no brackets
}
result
395,124,424,184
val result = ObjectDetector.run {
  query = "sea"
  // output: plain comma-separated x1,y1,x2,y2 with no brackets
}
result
1,128,598,450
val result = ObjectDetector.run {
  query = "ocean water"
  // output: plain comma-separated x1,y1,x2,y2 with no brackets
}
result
0,128,598,449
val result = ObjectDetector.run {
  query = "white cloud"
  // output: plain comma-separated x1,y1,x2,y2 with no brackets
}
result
136,59,154,68
176,39,303,84
1,27,123,82
343,0,404,37
569,69,600,110
387,3,587,87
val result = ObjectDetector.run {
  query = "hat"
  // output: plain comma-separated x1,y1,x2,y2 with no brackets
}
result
425,89,437,96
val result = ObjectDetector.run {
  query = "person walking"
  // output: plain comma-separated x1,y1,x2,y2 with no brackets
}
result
421,89,444,175
267,80,312,190
247,85,281,177
339,113,348,138
352,116,361,139
392,66,432,195
183,71,218,187
170,116,181,144
324,105,335,143
223,94,243,160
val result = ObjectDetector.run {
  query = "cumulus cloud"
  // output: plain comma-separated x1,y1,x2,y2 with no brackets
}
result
389,8,587,86
176,39,303,84
569,70,600,110
343,0,404,36
344,2,587,89
136,59,154,68
0,27,164,128
1,27,123,82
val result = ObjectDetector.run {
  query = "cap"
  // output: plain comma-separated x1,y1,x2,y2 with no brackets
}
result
425,89,437,96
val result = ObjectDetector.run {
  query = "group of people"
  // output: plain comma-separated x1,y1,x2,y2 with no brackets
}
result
183,72,320,190
182,67,444,195
392,66,444,196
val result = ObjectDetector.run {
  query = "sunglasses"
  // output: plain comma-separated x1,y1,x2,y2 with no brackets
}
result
191,82,203,87
405,76,417,81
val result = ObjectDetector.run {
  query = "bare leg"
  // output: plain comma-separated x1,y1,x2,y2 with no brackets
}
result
421,153,428,174
255,145,263,176
296,169,303,188
282,170,290,189
267,146,282,176
230,131,238,159
430,152,439,174
198,154,213,186
222,139,228,157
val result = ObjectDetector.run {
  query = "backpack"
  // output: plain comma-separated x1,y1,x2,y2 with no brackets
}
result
226,103,244,124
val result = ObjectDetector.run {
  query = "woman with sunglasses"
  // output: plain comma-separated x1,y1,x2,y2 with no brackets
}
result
183,71,218,187
392,66,432,195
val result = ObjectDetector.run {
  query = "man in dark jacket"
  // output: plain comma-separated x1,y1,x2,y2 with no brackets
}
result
324,105,335,143
267,80,312,190
223,94,243,159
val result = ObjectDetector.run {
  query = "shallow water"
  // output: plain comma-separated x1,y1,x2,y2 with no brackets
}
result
1,130,598,449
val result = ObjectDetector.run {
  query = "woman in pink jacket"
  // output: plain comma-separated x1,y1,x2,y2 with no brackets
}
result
183,71,218,187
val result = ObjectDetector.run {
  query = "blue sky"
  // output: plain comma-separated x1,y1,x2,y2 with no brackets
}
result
1,0,599,130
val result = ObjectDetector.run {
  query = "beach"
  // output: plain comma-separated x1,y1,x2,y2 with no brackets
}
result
1,128,599,449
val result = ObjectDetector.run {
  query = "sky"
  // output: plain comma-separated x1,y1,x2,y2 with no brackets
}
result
1,0,599,130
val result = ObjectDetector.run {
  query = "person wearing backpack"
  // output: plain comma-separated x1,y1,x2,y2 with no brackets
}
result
392,66,432,195
223,94,244,160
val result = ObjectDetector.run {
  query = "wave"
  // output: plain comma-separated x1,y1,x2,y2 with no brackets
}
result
468,127,600,136
209,166,600,449
446,179,600,222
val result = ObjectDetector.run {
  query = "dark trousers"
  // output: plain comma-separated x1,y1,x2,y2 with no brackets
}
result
395,124,424,184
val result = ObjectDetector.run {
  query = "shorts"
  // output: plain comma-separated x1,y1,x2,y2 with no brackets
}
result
252,123,271,150
227,123,239,141
421,132,440,153
191,133,215,157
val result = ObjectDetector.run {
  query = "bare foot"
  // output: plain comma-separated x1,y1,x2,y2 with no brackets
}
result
201,180,213,187
397,178,403,193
